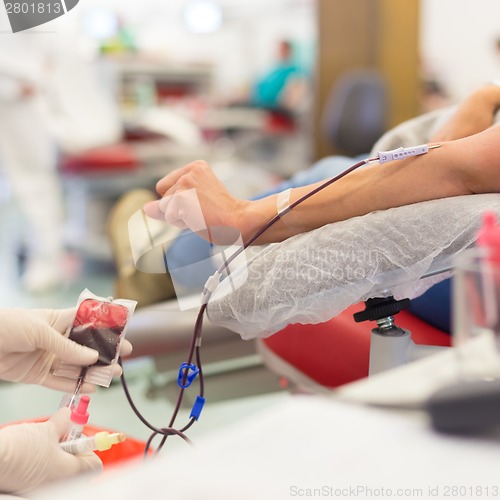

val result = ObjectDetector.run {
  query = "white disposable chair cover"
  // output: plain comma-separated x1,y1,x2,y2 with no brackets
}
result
207,103,500,339
206,193,500,339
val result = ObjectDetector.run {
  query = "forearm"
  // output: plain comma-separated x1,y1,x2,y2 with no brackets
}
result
153,126,500,246
464,83,500,115
242,129,500,243
430,83,500,142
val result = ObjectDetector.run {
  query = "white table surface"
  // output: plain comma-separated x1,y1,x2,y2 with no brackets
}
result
34,391,500,500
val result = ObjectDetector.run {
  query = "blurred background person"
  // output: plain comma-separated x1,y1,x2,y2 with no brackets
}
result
0,16,122,295
231,39,308,116
0,37,67,294
250,39,306,113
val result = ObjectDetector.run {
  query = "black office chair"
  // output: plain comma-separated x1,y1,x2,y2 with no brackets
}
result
322,69,388,156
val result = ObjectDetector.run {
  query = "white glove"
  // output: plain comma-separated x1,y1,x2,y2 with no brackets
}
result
0,407,102,495
0,308,132,392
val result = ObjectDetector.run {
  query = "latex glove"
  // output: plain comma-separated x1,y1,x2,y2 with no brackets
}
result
0,407,102,495
0,308,133,392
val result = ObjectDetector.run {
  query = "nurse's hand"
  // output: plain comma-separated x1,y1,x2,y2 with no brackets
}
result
0,308,132,392
145,160,255,244
0,407,102,495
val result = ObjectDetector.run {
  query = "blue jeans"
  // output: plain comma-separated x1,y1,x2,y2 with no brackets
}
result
410,279,451,333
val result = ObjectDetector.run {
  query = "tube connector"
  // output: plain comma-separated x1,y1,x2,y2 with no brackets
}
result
60,431,126,454
377,144,440,164
201,270,222,304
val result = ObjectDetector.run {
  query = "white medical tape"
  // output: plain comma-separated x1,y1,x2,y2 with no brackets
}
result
277,188,292,216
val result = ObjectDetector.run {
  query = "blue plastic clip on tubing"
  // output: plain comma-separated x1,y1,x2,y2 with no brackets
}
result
190,396,206,421
177,362,199,388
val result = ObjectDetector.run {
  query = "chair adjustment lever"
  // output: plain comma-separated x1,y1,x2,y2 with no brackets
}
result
353,296,411,323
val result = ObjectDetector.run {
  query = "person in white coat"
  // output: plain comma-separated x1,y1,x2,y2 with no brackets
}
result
0,29,66,293
0,13,122,293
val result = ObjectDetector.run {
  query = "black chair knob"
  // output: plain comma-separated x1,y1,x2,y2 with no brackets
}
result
353,296,411,323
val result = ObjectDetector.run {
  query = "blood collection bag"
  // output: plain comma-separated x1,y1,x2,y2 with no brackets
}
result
69,298,129,366
54,289,137,387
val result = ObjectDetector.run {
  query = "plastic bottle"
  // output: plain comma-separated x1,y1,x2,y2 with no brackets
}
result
477,211,500,262
64,395,90,442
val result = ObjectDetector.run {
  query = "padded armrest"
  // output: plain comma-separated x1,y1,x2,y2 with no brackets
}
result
206,194,500,339
125,299,237,359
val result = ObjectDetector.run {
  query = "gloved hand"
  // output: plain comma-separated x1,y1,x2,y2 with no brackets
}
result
0,407,102,495
0,308,133,392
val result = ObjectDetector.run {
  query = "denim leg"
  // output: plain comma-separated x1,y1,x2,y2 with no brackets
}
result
255,154,367,199
165,230,216,289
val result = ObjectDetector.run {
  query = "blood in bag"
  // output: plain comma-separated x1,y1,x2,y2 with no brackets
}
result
69,299,128,366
